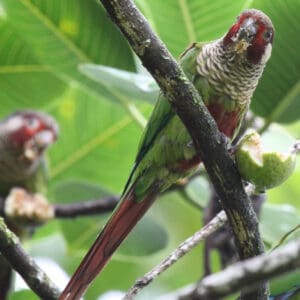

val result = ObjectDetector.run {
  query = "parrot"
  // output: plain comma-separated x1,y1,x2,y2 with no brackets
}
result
60,9,274,300
0,110,58,299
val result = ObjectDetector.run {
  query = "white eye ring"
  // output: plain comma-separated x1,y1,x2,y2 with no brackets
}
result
263,30,272,41
5,116,23,132
25,117,39,130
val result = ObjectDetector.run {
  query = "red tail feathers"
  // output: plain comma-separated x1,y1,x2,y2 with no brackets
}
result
59,187,157,300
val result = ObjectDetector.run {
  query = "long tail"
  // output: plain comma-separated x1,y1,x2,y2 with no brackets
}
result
59,186,157,300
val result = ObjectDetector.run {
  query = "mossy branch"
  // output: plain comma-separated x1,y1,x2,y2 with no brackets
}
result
0,218,60,300
98,1,267,299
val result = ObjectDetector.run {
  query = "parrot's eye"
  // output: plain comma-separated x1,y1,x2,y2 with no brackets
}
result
25,117,40,130
263,30,272,41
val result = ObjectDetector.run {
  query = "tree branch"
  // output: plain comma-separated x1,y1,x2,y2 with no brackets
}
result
184,237,300,300
54,196,119,218
124,211,227,300
0,218,60,300
98,1,267,299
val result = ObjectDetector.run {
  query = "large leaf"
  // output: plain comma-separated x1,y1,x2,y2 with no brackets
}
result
250,1,300,124
0,0,135,112
79,63,159,103
45,83,147,192
260,204,300,246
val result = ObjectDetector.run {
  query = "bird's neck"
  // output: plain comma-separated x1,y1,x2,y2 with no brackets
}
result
196,39,267,108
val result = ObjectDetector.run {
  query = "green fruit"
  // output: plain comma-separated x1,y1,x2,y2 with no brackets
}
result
236,132,296,191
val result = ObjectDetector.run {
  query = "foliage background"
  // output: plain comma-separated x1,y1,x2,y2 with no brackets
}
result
0,0,299,299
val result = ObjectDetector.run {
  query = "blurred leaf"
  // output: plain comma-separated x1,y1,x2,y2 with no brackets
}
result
261,125,296,153
136,0,245,57
267,155,300,211
284,120,300,139
0,0,135,110
260,204,300,246
250,1,300,124
79,64,159,103
53,180,112,204
53,180,114,250
29,233,67,265
185,176,210,208
119,216,168,256
53,180,168,256
8,290,39,300
270,271,300,300
46,83,148,192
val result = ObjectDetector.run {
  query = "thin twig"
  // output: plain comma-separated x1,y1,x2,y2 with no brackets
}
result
160,239,300,299
123,211,227,300
123,185,257,299
0,218,60,300
54,196,119,218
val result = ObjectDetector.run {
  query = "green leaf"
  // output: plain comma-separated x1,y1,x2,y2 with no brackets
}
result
79,64,159,103
53,180,168,256
136,0,245,57
261,125,295,153
260,204,300,246
52,180,115,250
0,0,135,107
46,83,147,192
249,1,300,124
184,176,210,208
119,216,168,256
9,290,39,300
270,271,300,299
267,155,300,211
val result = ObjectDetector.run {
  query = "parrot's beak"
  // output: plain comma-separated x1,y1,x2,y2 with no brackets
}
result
24,129,58,161
238,18,257,42
233,18,257,53
34,129,57,148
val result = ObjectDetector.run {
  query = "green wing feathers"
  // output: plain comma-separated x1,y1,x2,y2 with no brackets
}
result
122,44,203,200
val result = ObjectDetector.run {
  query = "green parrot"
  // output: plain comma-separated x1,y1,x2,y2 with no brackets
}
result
60,9,274,300
0,110,58,299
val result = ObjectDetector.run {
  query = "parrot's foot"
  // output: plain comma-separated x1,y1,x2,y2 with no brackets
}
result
4,188,54,227
220,133,236,155
220,132,230,147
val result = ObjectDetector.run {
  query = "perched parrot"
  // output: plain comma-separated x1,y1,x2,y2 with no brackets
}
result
60,9,274,300
0,110,58,299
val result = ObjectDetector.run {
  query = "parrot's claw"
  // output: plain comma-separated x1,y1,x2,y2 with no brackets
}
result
4,187,54,227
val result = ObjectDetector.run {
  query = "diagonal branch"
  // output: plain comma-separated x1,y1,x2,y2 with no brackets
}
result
184,237,300,299
0,218,60,300
124,211,227,300
98,1,267,299
54,196,119,218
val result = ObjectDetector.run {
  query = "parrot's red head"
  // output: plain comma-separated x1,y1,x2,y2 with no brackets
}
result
223,9,274,64
1,111,59,162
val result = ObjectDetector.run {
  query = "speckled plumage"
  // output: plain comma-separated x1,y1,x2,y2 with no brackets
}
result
196,40,268,108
